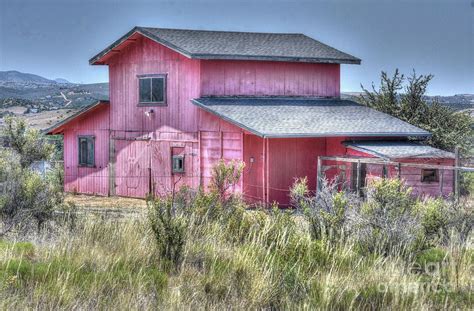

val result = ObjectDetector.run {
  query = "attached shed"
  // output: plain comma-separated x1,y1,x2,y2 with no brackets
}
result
193,97,437,204
341,141,455,197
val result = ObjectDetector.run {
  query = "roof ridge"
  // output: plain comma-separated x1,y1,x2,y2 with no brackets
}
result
90,26,361,65
137,26,304,36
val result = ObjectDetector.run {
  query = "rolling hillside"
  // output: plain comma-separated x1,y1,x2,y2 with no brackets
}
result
0,71,108,130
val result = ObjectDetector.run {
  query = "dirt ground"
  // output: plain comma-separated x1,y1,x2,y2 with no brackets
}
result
65,194,147,209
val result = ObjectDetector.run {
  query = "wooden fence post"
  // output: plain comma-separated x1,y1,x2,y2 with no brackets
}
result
439,169,444,195
454,147,460,201
108,137,115,197
317,156,322,192
356,160,361,196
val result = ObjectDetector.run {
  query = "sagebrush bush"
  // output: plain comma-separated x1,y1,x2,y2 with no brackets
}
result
210,159,245,203
356,179,422,256
415,198,451,246
291,177,359,243
0,153,64,235
147,197,187,271
415,197,473,246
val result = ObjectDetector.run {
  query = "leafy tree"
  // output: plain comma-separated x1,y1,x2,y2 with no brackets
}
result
0,117,62,236
3,116,54,168
360,70,472,152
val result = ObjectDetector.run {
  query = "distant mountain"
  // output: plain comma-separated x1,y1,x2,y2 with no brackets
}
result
0,70,55,84
54,78,71,84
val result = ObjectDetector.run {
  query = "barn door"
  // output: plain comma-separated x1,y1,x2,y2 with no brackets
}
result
113,139,199,198
149,141,199,196
114,139,151,198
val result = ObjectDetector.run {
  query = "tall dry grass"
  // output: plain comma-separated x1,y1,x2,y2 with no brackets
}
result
0,205,472,310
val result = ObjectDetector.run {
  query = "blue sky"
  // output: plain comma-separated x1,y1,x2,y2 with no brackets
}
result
0,0,472,95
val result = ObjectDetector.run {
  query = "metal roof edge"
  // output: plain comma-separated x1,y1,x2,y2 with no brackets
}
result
190,53,361,65
45,100,110,135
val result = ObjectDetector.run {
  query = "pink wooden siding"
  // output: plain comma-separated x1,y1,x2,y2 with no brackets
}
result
201,60,340,97
108,35,201,133
243,136,336,206
198,111,244,191
62,104,110,196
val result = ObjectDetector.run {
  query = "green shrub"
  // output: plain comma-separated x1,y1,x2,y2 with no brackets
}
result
356,179,422,256
209,159,245,203
415,198,450,245
415,247,447,270
148,197,187,271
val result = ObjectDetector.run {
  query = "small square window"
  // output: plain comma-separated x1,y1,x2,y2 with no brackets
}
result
172,155,185,173
421,169,438,183
138,75,166,105
78,136,95,167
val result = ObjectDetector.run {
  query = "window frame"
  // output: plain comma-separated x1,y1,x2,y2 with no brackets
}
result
171,154,185,174
421,169,438,183
78,135,95,167
137,74,167,106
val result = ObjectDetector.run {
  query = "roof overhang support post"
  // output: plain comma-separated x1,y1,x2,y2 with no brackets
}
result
262,137,267,205
265,138,270,204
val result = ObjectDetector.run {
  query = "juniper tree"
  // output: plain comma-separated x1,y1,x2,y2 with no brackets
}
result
360,70,472,153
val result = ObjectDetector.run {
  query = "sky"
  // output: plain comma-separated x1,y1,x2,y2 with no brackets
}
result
0,0,472,95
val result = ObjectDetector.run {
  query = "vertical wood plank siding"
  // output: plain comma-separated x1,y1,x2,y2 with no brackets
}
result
62,104,110,196
201,60,340,97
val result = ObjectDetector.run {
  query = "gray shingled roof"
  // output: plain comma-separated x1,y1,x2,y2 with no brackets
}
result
192,97,431,138
345,141,454,159
90,26,361,65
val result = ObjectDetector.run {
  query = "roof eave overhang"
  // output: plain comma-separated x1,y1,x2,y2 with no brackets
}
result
45,100,110,135
190,53,361,65
89,27,194,65
263,132,431,138
345,144,454,160
90,27,362,65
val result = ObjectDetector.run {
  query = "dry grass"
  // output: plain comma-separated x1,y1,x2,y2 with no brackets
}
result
65,194,147,209
0,207,472,310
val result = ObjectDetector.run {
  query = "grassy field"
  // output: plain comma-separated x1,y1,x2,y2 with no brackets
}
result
0,195,472,310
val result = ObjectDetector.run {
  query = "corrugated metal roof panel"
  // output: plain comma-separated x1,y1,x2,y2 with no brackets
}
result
345,141,454,159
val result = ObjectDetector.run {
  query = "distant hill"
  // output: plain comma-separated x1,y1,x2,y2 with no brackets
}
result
341,92,474,111
0,70,108,111
54,78,71,84
0,70,55,84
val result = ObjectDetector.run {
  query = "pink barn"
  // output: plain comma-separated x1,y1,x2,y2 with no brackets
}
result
47,27,454,205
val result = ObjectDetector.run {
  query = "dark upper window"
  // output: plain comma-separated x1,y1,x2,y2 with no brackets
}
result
138,75,166,105
78,136,95,167
421,169,438,183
